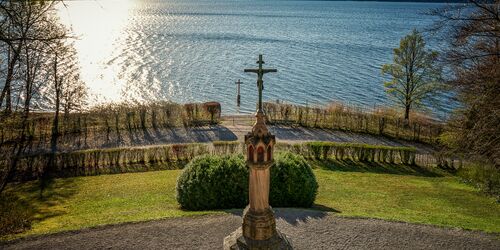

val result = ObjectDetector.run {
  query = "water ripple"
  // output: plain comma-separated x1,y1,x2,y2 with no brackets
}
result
61,0,452,115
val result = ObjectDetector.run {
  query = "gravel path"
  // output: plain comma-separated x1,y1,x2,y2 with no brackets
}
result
22,115,435,155
2,209,498,250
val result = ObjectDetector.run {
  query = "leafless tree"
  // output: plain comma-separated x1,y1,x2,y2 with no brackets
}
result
432,0,500,166
0,0,67,113
0,1,80,194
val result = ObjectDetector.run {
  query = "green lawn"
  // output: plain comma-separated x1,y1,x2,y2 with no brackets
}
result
1,170,218,239
2,163,499,240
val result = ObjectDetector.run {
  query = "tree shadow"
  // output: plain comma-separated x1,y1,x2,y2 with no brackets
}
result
141,128,154,145
268,125,436,154
313,159,444,177
1,177,79,237
214,126,239,141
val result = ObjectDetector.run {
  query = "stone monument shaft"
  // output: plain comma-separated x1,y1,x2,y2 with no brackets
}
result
224,54,292,249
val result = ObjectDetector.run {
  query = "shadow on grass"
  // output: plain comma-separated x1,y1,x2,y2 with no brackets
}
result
311,159,444,177
0,177,78,237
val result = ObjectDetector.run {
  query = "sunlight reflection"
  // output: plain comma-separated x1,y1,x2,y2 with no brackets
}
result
57,0,135,103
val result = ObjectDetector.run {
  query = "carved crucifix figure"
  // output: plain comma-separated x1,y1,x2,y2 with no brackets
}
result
244,54,277,111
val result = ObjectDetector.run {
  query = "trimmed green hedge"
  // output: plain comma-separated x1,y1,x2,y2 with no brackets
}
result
276,141,416,164
175,154,248,210
270,152,318,207
211,141,241,155
175,153,318,210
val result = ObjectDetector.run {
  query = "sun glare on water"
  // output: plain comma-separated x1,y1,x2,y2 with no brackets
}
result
57,0,135,104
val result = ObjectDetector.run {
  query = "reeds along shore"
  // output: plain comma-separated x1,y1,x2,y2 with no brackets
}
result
0,101,221,147
5,141,450,181
263,102,443,143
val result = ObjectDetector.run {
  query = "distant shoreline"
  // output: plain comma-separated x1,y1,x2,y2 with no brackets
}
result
309,0,465,3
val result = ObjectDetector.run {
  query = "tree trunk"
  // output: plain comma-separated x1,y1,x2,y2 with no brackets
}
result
41,55,61,194
0,116,29,195
0,43,22,113
404,105,410,124
50,64,61,173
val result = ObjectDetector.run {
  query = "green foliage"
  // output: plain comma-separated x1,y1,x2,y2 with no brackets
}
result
277,141,416,165
176,153,319,210
270,152,318,207
11,143,210,179
458,163,499,200
0,194,32,236
176,154,248,210
381,29,443,120
7,141,422,181
212,141,241,155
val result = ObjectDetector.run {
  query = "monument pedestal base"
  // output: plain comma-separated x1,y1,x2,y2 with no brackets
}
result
223,227,292,250
242,206,275,240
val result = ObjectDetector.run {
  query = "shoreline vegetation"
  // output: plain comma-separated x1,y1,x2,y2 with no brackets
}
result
263,102,442,144
0,100,441,150
1,100,451,181
0,101,221,149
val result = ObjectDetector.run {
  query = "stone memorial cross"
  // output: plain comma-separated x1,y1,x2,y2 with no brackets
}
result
244,54,277,111
224,54,292,250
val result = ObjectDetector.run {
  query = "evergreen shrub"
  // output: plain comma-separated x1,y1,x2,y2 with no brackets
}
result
176,153,318,210
176,154,248,210
270,152,318,207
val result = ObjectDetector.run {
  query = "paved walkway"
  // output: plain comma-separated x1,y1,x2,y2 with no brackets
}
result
47,115,435,154
2,210,498,250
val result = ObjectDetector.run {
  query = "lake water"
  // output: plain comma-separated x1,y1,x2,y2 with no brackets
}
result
58,0,448,115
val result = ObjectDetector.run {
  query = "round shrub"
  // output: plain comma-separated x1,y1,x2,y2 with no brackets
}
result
270,152,318,207
176,152,318,210
176,154,248,210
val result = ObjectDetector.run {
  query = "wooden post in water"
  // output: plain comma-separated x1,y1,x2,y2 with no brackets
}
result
235,79,243,106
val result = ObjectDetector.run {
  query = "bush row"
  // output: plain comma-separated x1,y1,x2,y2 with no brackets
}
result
4,141,419,180
9,143,210,180
276,142,416,165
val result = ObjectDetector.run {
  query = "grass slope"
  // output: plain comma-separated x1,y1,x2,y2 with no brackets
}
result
2,163,499,240
1,170,217,240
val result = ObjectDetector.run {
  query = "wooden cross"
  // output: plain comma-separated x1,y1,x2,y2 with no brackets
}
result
244,54,277,111
235,79,243,106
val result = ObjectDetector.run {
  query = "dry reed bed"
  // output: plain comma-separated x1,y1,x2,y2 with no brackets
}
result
0,101,221,146
263,102,443,143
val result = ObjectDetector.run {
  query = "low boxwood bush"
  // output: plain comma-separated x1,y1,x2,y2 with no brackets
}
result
270,152,318,207
176,154,248,210
176,153,318,210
